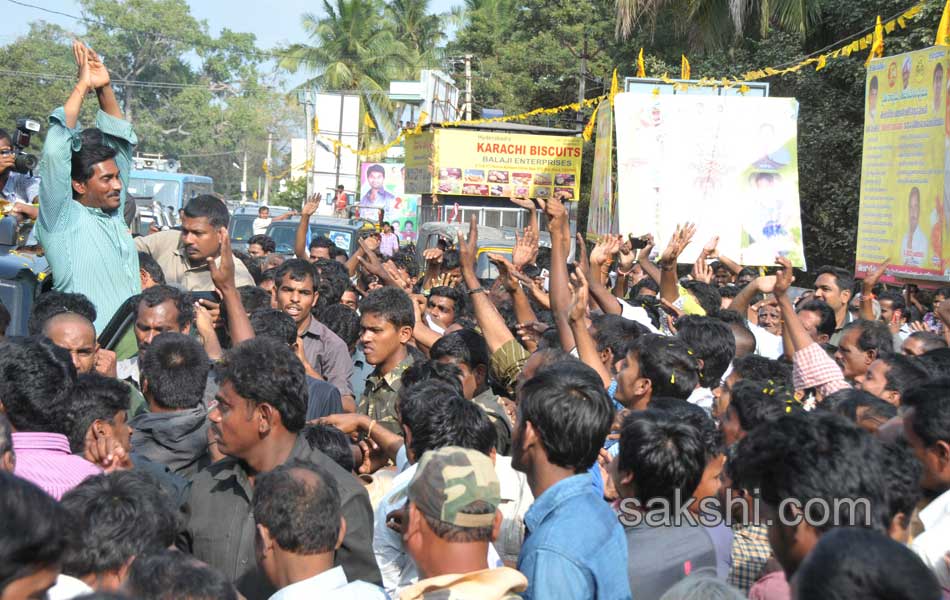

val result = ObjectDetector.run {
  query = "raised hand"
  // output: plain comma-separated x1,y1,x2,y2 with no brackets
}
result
691,256,714,284
509,195,536,210
862,259,890,295
457,216,478,281
568,268,590,323
512,227,539,269
84,46,111,89
754,275,778,295
702,235,720,258
619,239,636,270
302,193,321,217
638,233,656,262
423,247,444,265
660,223,697,267
774,256,795,296
207,227,236,293
488,253,521,292
543,192,568,226
72,39,93,92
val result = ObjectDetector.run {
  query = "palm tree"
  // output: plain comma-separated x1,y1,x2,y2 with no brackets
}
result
278,0,411,140
386,0,446,71
615,0,822,47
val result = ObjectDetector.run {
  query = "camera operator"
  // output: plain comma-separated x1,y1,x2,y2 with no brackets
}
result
0,129,39,220
37,40,141,333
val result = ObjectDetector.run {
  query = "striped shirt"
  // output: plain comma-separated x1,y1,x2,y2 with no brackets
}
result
37,107,141,332
12,432,102,500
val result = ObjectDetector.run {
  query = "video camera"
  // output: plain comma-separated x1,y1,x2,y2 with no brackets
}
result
8,118,40,174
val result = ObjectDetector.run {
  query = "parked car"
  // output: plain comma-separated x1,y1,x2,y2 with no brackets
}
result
228,204,294,254
265,216,377,257
0,216,49,337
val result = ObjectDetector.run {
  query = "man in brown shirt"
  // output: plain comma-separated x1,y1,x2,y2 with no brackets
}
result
272,259,355,411
135,195,254,291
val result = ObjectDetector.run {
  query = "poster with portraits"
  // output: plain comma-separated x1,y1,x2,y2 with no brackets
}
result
615,93,806,267
359,163,419,244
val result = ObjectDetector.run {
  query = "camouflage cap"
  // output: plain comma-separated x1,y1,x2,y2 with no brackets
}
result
408,446,501,528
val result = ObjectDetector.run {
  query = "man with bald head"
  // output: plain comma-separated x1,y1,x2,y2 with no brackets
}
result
42,311,148,417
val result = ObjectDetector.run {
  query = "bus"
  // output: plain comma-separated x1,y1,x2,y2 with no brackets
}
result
128,169,214,234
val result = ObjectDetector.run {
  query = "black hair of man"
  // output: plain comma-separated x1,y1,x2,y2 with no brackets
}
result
360,286,415,329
260,267,278,285
248,234,276,254
399,362,466,413
441,248,461,271
815,265,856,298
429,285,467,317
234,252,263,286
630,277,660,298
64,373,130,452
0,337,76,434
309,235,335,251
183,194,230,229
877,290,907,321
718,285,740,299
237,286,271,314
329,246,348,261
318,304,360,351
430,329,489,370
617,409,706,505
249,308,298,346
275,258,317,288
731,355,792,387
138,252,166,285
732,411,889,535
843,318,894,355
796,299,837,339
881,440,923,533
60,470,178,580
714,308,744,324
649,396,708,420
736,266,758,282
917,347,950,379
907,331,948,353
313,268,347,312
216,337,307,433
314,256,350,281
390,249,420,279
0,300,9,336
627,334,701,400
305,424,356,473
518,361,613,472
591,314,650,364
71,139,118,200
877,353,929,400
140,333,211,411
680,280,723,317
822,388,897,423
398,380,495,460
672,404,723,462
675,316,735,387
138,285,195,329
729,379,795,433
28,290,98,335
0,471,68,592
0,412,11,459
252,460,342,554
794,528,940,600
902,379,950,446
125,549,238,600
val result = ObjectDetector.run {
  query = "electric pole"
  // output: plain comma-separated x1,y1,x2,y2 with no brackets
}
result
262,131,273,205
464,54,473,121
241,149,248,203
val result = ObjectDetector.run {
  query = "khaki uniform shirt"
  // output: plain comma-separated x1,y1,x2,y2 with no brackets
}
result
358,353,414,435
472,388,513,455
134,229,254,291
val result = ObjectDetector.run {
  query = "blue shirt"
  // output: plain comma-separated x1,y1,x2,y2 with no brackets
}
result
518,473,632,600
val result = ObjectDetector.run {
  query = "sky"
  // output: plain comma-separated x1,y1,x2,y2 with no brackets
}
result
1,0,461,88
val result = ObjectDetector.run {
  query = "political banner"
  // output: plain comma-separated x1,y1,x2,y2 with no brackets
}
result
857,47,950,282
359,162,419,244
615,93,806,267
587,99,616,238
404,128,583,200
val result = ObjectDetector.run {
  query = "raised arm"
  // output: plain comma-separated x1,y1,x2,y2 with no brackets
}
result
295,194,320,260
659,223,696,304
730,275,776,323
489,253,538,326
458,216,516,352
773,258,811,353
568,269,612,388
586,234,622,316
703,236,741,276
208,228,254,345
860,260,889,321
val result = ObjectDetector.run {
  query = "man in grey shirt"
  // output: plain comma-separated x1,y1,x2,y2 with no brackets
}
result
610,409,720,600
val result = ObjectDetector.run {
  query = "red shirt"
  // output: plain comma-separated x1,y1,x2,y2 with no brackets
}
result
335,191,348,211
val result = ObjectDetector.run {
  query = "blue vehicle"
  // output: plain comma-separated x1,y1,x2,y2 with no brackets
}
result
127,169,214,234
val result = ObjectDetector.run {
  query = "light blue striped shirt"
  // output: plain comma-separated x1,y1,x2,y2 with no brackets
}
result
37,108,141,332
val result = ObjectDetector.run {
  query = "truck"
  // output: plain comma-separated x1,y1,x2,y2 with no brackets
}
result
127,155,214,234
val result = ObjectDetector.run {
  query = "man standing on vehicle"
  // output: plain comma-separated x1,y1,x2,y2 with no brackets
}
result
253,204,296,235
334,184,348,218
37,41,141,332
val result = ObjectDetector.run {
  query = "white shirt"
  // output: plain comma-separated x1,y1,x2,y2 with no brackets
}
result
901,227,928,267
253,217,272,235
46,574,93,600
617,298,660,333
1,171,40,205
373,460,503,596
912,487,950,588
748,322,784,359
268,566,387,600
687,387,715,413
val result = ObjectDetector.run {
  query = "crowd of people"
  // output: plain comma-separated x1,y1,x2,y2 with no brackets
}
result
4,40,950,600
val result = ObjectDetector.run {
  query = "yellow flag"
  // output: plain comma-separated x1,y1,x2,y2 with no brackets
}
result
637,48,645,78
866,16,884,66
937,0,950,46
609,68,619,106
681,55,691,80
363,112,376,130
